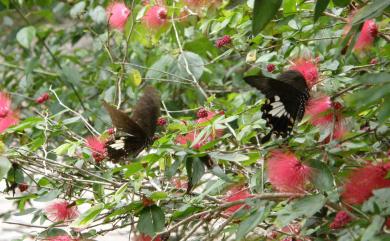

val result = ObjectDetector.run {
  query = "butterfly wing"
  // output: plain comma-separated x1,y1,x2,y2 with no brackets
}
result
103,101,146,136
103,101,148,161
130,86,161,139
244,72,309,138
105,135,147,162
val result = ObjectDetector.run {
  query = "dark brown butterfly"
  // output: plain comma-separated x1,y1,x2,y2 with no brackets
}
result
103,86,161,161
244,70,309,143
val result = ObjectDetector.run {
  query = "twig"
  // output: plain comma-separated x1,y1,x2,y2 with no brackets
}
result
49,87,100,136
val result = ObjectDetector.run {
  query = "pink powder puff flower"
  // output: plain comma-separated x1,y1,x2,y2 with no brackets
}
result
176,131,207,149
47,236,75,241
106,2,131,29
45,200,79,222
176,111,224,149
0,92,11,118
134,234,161,241
86,136,107,162
143,6,168,29
305,97,347,141
0,111,19,133
342,163,390,205
267,150,312,193
354,19,378,52
289,58,319,89
223,185,252,214
329,210,352,229
305,96,332,126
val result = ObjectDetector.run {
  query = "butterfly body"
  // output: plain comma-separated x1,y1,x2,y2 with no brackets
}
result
244,70,309,143
103,86,161,162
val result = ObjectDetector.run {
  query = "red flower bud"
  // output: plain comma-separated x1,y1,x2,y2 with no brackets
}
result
36,93,50,104
157,117,167,126
18,183,29,192
267,64,276,73
215,35,232,48
370,58,378,65
107,128,115,135
197,108,208,118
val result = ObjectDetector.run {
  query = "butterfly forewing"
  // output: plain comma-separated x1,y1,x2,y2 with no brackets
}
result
244,70,309,140
130,86,161,138
102,101,146,137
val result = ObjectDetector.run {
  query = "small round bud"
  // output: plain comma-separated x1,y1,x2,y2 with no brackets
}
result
18,183,29,192
215,35,232,48
157,117,167,126
197,108,208,118
266,64,275,73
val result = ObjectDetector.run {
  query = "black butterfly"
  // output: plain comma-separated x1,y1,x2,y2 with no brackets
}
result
103,86,161,162
244,70,309,143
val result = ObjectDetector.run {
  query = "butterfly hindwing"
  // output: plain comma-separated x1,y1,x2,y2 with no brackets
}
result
244,71,309,140
105,135,147,162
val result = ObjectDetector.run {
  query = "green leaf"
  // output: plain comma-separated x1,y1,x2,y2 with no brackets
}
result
209,152,249,162
352,0,390,25
275,194,326,227
0,156,11,180
8,117,43,132
61,65,82,84
177,51,204,81
314,0,330,22
186,157,205,186
283,0,296,15
16,26,36,49
362,215,385,241
137,205,165,236
252,0,282,35
114,183,128,203
310,161,334,192
236,203,271,240
71,203,104,228
35,190,60,202
70,1,86,19
333,0,350,7
89,6,106,24
150,192,168,201
54,143,73,155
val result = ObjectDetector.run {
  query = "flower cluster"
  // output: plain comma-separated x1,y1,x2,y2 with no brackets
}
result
342,163,390,205
0,92,19,134
329,211,352,229
267,150,312,193
176,110,224,149
48,236,75,241
215,35,232,48
354,19,378,52
289,58,319,89
86,136,107,162
45,200,79,222
305,96,346,141
223,185,252,214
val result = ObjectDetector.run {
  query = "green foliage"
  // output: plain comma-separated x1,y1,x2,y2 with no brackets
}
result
0,0,389,240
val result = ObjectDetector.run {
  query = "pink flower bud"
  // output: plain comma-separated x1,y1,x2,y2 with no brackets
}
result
106,2,131,30
143,6,168,29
